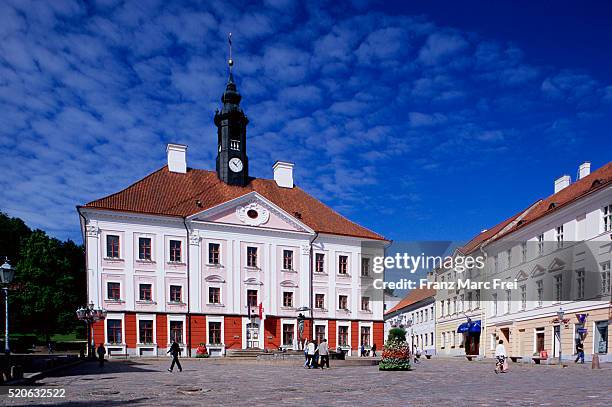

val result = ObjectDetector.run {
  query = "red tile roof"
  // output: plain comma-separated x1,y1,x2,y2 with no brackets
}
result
460,162,612,253
385,288,436,315
82,166,387,241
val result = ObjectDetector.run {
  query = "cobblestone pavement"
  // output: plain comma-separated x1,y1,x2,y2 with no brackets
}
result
3,357,611,406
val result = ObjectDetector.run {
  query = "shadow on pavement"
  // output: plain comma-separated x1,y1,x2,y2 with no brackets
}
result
44,360,158,378
33,398,151,407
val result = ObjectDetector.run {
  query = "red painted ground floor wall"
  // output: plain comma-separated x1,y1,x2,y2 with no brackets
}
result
91,313,383,357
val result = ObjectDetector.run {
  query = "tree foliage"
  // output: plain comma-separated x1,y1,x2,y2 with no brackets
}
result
0,213,86,341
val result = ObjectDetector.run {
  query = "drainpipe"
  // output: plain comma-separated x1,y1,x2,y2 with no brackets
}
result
183,217,192,357
309,232,319,342
77,207,92,351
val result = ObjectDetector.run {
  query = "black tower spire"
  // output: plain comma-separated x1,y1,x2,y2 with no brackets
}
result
215,33,249,186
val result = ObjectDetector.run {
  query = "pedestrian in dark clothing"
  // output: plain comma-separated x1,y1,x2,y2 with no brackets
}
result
360,343,365,357
97,344,106,368
372,343,377,357
574,341,585,364
167,340,183,372
316,339,330,369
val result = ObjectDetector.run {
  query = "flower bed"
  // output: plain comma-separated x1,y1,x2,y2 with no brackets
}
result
195,344,210,358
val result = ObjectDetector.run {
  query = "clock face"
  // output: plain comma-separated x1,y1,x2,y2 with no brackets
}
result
229,157,243,173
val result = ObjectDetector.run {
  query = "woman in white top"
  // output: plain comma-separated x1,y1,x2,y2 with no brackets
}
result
494,340,507,373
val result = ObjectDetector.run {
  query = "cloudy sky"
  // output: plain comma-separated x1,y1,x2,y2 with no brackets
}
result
1,0,611,243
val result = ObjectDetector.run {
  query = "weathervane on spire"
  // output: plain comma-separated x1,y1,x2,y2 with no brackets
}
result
228,32,233,72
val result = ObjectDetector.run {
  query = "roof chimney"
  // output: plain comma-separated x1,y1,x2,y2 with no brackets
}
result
554,175,571,193
273,161,294,188
167,143,187,174
578,162,591,179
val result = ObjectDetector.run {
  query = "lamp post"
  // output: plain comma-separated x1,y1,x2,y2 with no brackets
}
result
556,307,564,366
76,302,107,358
1,258,15,355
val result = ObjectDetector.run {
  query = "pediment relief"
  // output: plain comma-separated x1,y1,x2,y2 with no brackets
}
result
547,257,565,272
280,280,298,288
244,277,263,286
205,275,225,283
530,264,545,278
515,270,528,281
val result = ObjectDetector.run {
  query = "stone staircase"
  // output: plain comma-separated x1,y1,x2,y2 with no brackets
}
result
225,348,264,358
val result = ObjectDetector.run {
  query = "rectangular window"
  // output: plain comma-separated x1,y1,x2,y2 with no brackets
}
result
283,292,293,307
282,324,294,346
208,243,220,265
360,326,371,346
338,295,348,310
520,285,527,310
209,322,221,344
139,237,152,260
315,325,326,343
505,289,511,314
506,249,512,269
467,292,472,310
338,255,348,275
576,269,585,300
139,283,152,301
139,320,153,344
556,226,564,249
475,291,480,308
492,293,498,316
209,287,220,304
536,280,544,306
537,234,544,255
230,139,240,150
106,235,120,258
338,326,349,347
554,274,563,302
601,262,611,295
440,300,445,316
107,319,122,344
247,246,258,268
107,282,120,300
283,250,293,270
170,321,183,344
494,255,499,272
446,299,450,316
361,257,370,277
315,293,325,309
169,240,182,262
315,253,325,273
361,296,370,311
170,285,182,303
604,204,612,232
247,289,258,307
521,242,527,263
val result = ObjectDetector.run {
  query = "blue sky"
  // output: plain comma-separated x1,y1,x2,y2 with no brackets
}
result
0,0,611,243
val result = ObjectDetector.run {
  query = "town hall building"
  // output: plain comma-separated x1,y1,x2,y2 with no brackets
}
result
77,66,386,357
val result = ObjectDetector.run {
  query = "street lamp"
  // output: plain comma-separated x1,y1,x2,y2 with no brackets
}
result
76,302,107,358
1,258,15,355
556,307,564,366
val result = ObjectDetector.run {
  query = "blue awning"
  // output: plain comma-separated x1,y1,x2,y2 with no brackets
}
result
469,320,482,333
457,322,470,333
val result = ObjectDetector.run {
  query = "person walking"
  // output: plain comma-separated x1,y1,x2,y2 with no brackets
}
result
306,340,316,369
303,338,310,368
316,339,330,369
494,340,507,373
371,343,377,357
412,345,420,364
360,343,365,357
167,340,183,372
574,340,585,364
96,343,106,368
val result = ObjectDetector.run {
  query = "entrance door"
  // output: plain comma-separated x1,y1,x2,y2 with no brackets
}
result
465,333,480,355
246,322,260,349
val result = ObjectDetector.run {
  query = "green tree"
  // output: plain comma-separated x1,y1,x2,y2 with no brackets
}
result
0,212,31,263
12,230,85,341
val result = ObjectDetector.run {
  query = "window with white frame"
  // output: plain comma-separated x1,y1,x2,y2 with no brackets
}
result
576,269,585,300
506,249,512,269
601,261,610,295
361,296,370,311
169,285,182,303
107,282,121,301
554,274,563,302
556,226,564,249
492,293,498,316
338,325,349,347
338,295,348,310
521,242,527,263
282,250,293,270
315,293,325,309
537,234,544,255
247,246,258,268
604,204,612,232
209,321,222,344
106,235,120,258
467,292,473,310
170,320,183,344
107,319,122,344
282,323,294,346
338,255,348,275
208,243,220,265
209,287,221,304
536,280,543,306
520,285,527,310
361,257,370,277
139,319,154,344
315,253,325,273
494,254,499,272
505,289,511,314
475,291,480,308
169,240,182,262
282,291,294,308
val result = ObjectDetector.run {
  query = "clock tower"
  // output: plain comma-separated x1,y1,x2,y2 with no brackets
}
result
215,40,249,187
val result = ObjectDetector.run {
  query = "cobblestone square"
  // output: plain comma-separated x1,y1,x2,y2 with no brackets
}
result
3,358,611,406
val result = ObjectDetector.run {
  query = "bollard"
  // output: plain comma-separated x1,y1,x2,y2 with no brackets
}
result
591,354,600,369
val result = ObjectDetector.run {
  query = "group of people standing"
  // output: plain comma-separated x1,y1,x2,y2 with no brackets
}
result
303,338,330,369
